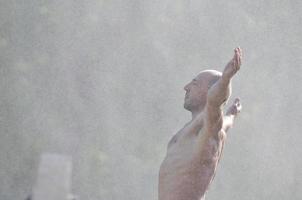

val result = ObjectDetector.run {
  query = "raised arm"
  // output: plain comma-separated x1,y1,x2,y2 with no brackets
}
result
205,47,242,133
194,47,242,162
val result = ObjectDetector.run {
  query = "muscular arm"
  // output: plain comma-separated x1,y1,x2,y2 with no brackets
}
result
196,47,242,160
205,75,231,132
194,76,230,164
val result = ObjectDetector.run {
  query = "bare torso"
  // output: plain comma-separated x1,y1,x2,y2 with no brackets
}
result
159,47,242,200
159,119,225,200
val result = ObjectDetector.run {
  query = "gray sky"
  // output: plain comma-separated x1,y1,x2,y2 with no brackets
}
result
0,0,301,199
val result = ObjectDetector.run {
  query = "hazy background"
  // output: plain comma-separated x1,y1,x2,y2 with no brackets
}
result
0,0,301,199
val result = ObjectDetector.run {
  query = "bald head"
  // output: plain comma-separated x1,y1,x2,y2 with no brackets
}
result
195,70,222,89
184,69,231,112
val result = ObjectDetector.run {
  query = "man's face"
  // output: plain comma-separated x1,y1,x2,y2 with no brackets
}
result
183,74,209,111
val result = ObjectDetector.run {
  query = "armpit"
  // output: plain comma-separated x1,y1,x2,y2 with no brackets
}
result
197,132,225,165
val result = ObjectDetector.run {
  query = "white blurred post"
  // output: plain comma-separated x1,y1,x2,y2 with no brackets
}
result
32,153,72,200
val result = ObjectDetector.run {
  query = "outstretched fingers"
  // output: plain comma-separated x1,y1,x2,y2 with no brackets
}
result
223,47,243,79
234,47,242,70
234,98,242,113
226,98,242,116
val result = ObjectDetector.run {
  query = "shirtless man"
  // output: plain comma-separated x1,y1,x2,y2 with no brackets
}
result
159,47,243,200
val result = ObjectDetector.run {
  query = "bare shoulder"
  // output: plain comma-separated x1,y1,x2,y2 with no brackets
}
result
198,124,226,141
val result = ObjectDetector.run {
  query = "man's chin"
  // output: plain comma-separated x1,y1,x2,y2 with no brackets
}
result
183,103,191,111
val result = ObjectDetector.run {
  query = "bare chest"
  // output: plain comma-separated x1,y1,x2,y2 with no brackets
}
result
166,130,197,161
159,127,200,180
158,123,224,200
166,119,204,155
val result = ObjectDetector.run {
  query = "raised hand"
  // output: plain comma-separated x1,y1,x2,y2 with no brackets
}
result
226,98,242,116
223,47,242,79
223,98,242,132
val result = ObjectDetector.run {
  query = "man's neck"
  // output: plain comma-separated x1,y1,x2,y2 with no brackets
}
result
191,107,205,120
